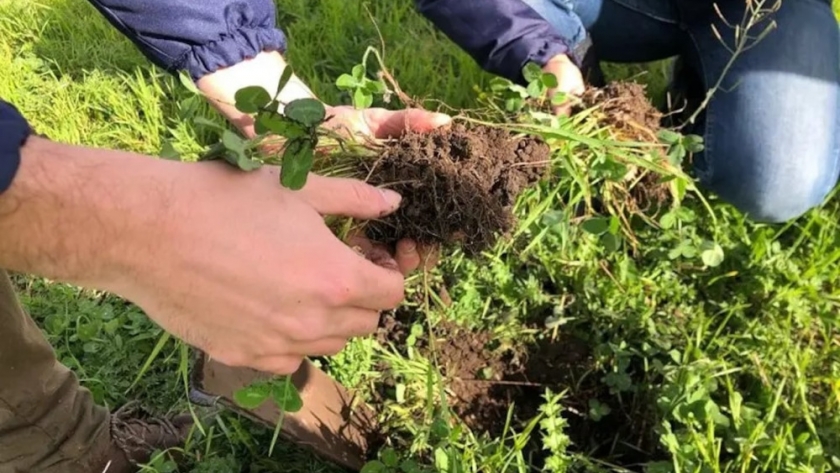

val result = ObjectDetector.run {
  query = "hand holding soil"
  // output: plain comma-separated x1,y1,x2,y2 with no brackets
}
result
113,162,410,376
323,105,451,273
542,54,587,115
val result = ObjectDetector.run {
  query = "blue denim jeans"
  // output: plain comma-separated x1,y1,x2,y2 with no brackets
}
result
523,0,840,222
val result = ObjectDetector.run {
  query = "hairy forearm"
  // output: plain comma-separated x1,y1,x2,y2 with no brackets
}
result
0,136,171,289
196,51,317,138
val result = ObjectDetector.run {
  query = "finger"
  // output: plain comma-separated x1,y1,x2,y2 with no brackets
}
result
249,356,306,376
346,231,401,272
299,174,403,219
363,108,451,139
418,243,441,270
284,337,349,357
296,308,380,341
364,245,400,272
344,251,406,310
395,239,421,275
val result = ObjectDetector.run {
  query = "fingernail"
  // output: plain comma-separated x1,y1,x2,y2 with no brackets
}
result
432,113,452,127
379,188,402,208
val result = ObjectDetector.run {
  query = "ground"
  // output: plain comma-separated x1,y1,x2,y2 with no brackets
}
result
1,1,839,472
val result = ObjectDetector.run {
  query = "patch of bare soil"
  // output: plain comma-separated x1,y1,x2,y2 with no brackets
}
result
375,313,662,470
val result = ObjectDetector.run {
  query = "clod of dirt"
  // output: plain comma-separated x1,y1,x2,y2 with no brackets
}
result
576,82,662,142
361,124,550,255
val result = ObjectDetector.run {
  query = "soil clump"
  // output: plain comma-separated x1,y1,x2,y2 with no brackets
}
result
361,123,550,255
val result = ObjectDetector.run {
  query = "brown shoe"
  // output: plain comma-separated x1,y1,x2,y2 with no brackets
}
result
98,402,194,473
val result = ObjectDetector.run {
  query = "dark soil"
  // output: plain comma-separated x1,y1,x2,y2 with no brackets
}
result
576,82,663,142
376,313,661,469
361,124,550,255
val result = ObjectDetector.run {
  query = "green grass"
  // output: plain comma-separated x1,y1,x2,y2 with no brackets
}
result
2,1,840,472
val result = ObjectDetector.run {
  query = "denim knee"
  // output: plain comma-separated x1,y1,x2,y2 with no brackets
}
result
697,119,839,223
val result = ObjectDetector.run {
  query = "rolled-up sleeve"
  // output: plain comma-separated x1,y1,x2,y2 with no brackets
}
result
415,0,572,84
87,0,287,81
0,101,32,195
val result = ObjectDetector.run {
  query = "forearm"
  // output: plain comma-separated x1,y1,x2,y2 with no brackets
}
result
414,0,572,83
0,136,170,289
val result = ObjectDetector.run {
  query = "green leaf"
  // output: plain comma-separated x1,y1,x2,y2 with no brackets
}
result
272,376,303,413
336,73,358,90
700,241,725,267
381,448,399,467
280,138,314,190
660,211,677,230
354,88,374,109
667,145,687,165
234,86,272,114
233,382,271,409
683,134,705,153
434,448,449,471
360,461,386,473
600,232,620,252
159,141,180,161
582,217,610,235
522,62,543,83
194,117,225,132
352,64,366,82
400,459,422,473
526,80,544,99
551,91,569,106
504,97,522,112
255,113,307,139
235,153,262,172
276,66,294,97
285,98,326,126
365,79,386,94
657,129,682,144
489,77,513,92
541,71,559,89
221,130,245,153
178,70,201,95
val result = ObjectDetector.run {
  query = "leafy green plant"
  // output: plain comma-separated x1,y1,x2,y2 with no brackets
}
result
335,46,393,109
232,376,303,455
487,62,562,114
657,129,704,167
183,67,329,190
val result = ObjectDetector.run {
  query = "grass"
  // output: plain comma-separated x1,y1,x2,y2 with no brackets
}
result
1,1,839,472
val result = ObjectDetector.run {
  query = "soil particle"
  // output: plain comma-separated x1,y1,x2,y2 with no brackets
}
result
361,123,550,255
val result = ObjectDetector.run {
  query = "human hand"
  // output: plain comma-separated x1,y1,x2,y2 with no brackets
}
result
542,54,586,115
323,105,449,274
323,106,451,142
114,163,410,375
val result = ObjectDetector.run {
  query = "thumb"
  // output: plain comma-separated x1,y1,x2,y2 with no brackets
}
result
365,108,452,139
298,174,403,219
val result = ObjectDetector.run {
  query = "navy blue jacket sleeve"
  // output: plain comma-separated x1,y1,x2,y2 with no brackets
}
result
414,0,574,84
0,101,32,195
86,0,287,81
